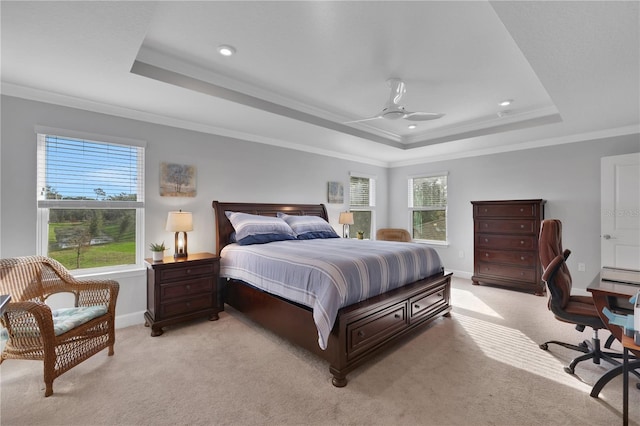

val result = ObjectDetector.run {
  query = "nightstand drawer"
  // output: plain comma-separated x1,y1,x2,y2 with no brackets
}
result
160,277,213,300
159,263,215,282
160,294,214,318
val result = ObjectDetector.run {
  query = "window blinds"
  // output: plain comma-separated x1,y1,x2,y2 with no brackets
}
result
37,134,144,208
350,176,376,207
408,175,447,208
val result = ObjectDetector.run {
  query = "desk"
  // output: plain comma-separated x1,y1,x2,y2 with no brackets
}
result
622,334,640,426
587,278,640,399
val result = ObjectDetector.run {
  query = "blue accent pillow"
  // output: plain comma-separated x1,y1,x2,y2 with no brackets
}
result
277,213,340,240
225,211,296,245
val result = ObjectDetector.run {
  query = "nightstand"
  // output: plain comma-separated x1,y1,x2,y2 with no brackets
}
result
144,252,220,336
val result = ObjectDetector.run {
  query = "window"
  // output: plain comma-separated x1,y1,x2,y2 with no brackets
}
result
349,174,376,239
36,129,145,272
408,174,447,243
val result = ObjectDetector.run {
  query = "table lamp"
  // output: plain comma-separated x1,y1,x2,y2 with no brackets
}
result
338,211,354,239
166,210,193,258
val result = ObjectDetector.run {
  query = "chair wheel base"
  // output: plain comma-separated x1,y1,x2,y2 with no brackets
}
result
564,366,575,374
540,343,548,350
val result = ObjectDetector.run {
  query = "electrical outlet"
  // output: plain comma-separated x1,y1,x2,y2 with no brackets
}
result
578,263,586,272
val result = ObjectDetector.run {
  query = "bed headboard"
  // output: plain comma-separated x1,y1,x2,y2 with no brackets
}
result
212,201,329,256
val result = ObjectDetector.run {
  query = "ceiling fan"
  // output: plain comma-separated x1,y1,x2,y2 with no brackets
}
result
346,78,444,124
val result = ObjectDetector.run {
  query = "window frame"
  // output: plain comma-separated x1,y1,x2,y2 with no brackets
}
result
408,172,448,245
35,126,146,275
349,172,376,239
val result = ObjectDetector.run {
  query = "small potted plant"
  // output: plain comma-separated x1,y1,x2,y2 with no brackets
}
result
149,242,167,262
357,231,364,240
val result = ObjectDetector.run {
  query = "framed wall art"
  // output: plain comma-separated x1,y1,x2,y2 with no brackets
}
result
327,181,344,204
160,162,196,197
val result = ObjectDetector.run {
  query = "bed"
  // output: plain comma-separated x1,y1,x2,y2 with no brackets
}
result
213,201,452,387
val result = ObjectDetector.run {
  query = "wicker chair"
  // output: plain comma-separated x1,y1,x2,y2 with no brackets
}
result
376,228,412,242
0,256,119,396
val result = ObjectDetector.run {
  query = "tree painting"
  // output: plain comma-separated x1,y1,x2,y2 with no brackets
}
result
160,162,196,197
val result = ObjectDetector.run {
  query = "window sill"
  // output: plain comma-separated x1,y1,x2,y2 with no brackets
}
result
72,265,146,281
413,239,449,248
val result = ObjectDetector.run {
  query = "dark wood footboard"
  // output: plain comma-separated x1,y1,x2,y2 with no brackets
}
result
223,271,451,386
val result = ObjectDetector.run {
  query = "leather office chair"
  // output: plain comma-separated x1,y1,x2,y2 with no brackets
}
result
538,219,622,374
376,228,411,242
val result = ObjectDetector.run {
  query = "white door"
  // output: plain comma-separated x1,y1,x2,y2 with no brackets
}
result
601,152,640,270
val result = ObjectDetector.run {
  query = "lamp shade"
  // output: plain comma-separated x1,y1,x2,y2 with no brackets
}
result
166,211,193,232
338,212,354,225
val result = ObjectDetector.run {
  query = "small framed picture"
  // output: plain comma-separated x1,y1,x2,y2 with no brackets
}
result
328,181,344,204
160,162,196,197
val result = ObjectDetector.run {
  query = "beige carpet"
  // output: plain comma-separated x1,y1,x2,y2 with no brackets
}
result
1,277,638,426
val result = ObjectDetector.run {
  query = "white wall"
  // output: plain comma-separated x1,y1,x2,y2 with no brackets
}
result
389,134,640,290
0,95,388,326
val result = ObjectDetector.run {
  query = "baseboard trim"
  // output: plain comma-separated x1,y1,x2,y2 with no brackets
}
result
115,311,145,329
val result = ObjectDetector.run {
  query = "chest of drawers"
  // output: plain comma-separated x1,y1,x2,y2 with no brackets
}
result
471,200,545,295
144,252,220,336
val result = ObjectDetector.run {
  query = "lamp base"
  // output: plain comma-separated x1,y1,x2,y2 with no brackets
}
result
173,231,188,259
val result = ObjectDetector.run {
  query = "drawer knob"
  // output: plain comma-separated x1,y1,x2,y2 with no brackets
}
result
186,269,192,274
484,238,489,243
394,313,401,319
520,241,525,245
186,285,191,290
437,293,442,297
520,224,524,228
484,224,488,228
414,304,421,310
485,253,489,257
520,208,524,212
521,256,525,261
357,331,365,338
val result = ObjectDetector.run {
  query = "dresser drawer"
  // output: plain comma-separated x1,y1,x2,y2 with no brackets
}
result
476,262,536,282
475,219,536,234
160,294,214,318
476,234,537,250
347,302,407,360
474,203,538,218
159,263,216,282
475,249,538,267
160,277,213,300
409,284,448,324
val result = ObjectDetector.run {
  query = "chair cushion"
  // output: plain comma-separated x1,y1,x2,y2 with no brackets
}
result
52,306,108,336
0,305,108,341
563,295,600,317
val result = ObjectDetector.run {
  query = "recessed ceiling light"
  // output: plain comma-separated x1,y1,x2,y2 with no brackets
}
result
218,45,236,57
499,99,513,107
408,124,417,129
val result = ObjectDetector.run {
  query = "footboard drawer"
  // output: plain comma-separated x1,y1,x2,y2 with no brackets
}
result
346,302,408,360
409,284,448,324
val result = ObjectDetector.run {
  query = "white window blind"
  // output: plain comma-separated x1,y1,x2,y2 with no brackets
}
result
408,175,447,208
37,134,144,209
350,176,376,207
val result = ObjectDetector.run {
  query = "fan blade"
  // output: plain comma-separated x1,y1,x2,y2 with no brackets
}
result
344,115,383,124
404,112,444,121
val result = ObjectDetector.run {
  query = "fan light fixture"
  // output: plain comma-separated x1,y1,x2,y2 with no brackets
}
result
408,124,417,129
499,99,513,107
218,45,236,57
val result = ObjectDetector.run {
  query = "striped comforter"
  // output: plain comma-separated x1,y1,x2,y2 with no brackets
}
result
219,238,444,350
